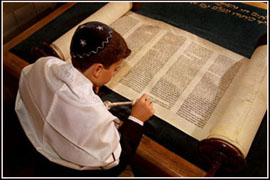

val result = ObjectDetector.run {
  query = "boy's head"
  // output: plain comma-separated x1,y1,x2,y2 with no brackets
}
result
70,21,131,87
70,21,131,72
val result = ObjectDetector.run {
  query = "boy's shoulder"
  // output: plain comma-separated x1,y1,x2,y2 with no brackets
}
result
23,56,102,105
35,56,65,66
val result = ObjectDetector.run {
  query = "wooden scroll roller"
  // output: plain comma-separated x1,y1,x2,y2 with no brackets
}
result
31,42,62,61
199,138,246,177
131,2,141,11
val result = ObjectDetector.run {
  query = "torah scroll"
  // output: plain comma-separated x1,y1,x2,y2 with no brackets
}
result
52,2,267,161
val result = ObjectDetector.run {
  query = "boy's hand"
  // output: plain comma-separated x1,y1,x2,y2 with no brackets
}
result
131,94,154,122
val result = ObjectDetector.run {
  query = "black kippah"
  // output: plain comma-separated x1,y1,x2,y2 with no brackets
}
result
70,21,113,59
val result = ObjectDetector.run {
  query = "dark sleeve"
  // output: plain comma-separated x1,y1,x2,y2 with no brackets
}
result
104,119,144,176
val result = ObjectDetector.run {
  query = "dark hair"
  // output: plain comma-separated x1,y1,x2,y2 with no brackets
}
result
71,29,131,72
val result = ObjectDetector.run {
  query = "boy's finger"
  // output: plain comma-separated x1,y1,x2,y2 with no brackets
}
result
140,93,147,100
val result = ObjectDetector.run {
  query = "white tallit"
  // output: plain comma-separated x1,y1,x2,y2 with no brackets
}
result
15,56,121,170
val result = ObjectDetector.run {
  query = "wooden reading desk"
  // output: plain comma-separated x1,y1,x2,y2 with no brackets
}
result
3,2,267,177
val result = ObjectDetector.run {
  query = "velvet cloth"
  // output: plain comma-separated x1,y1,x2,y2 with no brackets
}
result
136,2,267,58
9,2,267,176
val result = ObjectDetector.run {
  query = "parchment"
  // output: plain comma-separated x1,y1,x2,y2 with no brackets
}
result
107,12,267,157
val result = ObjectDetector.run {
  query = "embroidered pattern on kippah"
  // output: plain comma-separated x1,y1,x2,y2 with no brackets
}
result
96,25,104,31
78,24,86,29
80,39,87,47
71,29,113,59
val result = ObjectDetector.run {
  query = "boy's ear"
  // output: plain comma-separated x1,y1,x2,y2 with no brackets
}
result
92,63,104,78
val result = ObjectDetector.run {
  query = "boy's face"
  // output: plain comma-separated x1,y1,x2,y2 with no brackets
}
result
85,59,123,88
98,59,123,86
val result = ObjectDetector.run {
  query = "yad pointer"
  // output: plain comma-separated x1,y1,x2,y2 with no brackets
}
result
104,100,136,110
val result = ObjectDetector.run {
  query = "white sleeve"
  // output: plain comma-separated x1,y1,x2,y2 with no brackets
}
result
128,115,144,126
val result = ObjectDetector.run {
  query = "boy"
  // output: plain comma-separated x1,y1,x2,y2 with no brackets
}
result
15,21,154,176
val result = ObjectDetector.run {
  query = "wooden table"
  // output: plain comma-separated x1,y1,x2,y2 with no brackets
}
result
3,2,267,177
